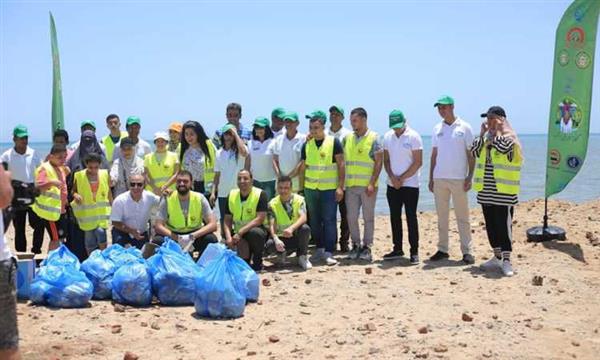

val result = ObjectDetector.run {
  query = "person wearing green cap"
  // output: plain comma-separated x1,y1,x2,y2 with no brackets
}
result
125,116,152,160
68,120,107,154
271,107,287,137
299,110,345,266
1,124,44,254
429,95,475,264
211,103,252,149
328,105,352,252
382,110,423,265
272,111,306,193
248,117,277,200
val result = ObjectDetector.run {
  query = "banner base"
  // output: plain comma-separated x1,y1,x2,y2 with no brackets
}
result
526,225,566,242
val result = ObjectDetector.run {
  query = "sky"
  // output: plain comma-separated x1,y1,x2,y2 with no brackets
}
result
1,0,599,141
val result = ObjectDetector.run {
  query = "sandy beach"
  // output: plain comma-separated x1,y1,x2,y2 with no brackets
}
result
6,198,600,360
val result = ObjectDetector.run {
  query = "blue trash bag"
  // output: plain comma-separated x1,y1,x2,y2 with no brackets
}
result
30,264,93,308
41,244,81,270
104,244,142,267
147,246,201,306
81,250,116,300
196,243,227,269
229,255,260,302
194,250,246,318
111,260,152,306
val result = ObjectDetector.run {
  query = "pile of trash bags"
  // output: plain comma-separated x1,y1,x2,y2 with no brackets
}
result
30,245,93,308
29,240,260,318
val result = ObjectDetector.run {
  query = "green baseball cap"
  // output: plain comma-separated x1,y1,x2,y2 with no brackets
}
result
282,111,299,122
328,105,344,116
305,110,328,123
13,124,28,138
221,123,236,133
271,107,286,119
80,120,96,129
389,110,406,129
126,116,141,126
434,95,454,107
253,117,270,128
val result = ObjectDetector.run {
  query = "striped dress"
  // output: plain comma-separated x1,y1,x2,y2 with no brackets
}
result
471,135,518,206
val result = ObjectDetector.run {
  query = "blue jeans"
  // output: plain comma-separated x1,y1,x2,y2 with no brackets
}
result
304,189,337,253
253,180,276,200
84,227,107,255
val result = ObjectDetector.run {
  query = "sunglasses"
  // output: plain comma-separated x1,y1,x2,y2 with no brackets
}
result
129,182,144,188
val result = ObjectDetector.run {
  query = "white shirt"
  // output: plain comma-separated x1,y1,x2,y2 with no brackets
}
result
327,126,353,142
248,138,276,182
383,127,423,188
560,119,573,134
431,117,474,180
0,214,11,261
133,139,152,160
272,132,306,189
0,147,42,183
110,190,160,233
272,128,285,138
214,147,247,198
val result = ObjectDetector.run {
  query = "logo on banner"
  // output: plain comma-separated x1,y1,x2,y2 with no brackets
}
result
558,50,570,66
576,51,591,69
567,155,582,169
549,149,561,166
566,27,586,48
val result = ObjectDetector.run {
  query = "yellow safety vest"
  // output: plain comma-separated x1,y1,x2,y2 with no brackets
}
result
228,187,263,232
473,144,522,195
71,169,111,230
31,162,62,221
344,130,378,187
304,136,338,191
101,131,128,163
204,140,216,189
166,191,204,233
268,194,304,237
144,151,179,191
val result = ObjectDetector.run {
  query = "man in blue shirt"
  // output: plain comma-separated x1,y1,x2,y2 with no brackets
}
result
212,103,252,148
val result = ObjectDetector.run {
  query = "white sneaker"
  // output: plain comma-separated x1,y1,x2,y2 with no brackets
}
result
480,257,502,272
298,255,312,271
502,260,514,277
324,252,338,266
309,248,325,263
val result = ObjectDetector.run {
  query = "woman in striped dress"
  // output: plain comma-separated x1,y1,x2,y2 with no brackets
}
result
471,106,523,277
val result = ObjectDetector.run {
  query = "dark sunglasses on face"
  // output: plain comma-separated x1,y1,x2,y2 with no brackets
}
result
129,182,144,188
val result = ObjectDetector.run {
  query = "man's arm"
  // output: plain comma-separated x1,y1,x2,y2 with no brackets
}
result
191,212,217,240
428,147,437,192
0,166,13,209
273,154,281,178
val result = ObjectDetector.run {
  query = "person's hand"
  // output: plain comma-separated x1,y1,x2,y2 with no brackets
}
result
428,180,434,193
463,178,472,192
51,179,62,188
232,233,242,245
73,193,83,204
480,121,489,137
282,227,294,238
132,230,145,241
162,188,173,197
274,237,285,252
225,236,234,248
305,133,313,141
335,187,344,203
159,184,168,194
209,193,216,207
392,176,403,190
366,183,376,197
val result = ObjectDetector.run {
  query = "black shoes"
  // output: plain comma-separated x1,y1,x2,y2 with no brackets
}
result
429,251,449,261
383,250,405,260
462,254,475,265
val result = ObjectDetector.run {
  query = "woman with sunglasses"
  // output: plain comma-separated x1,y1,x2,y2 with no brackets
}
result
247,117,277,200
179,121,215,196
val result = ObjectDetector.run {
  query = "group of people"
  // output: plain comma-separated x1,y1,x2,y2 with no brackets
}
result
1,97,523,275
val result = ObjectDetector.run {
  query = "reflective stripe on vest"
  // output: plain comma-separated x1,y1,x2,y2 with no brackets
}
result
166,191,204,233
71,169,111,230
268,194,304,236
344,131,377,187
473,145,522,195
144,151,179,190
229,187,262,231
102,131,128,163
304,136,338,190
204,140,216,190
31,162,62,221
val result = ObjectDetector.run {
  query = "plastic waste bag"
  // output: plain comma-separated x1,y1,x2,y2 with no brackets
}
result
111,260,152,306
104,244,142,267
194,250,246,318
147,246,201,306
81,249,115,300
229,255,260,302
196,243,227,269
41,244,80,270
30,264,93,308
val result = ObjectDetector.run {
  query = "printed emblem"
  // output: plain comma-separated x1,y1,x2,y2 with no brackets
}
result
566,27,585,49
555,96,582,134
549,149,561,166
566,155,582,169
246,208,253,214
320,152,326,159
575,51,591,69
558,49,569,66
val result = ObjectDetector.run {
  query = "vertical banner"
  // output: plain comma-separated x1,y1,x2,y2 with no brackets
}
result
545,0,600,197
50,12,64,135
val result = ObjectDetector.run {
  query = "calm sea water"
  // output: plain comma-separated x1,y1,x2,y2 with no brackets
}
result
3,134,599,214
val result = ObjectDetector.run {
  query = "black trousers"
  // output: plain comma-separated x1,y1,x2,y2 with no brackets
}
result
154,232,218,259
386,186,420,256
9,207,45,254
481,204,514,252
337,190,349,247
237,227,268,271
265,224,311,256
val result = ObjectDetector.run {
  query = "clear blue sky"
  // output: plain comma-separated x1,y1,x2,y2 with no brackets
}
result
1,0,599,141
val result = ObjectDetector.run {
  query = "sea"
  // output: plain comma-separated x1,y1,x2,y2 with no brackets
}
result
2,134,599,215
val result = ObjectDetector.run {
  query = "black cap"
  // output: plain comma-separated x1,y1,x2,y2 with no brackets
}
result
120,137,134,148
480,106,506,118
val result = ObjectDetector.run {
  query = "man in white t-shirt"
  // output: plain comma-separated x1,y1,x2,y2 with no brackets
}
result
382,110,423,265
110,174,160,249
327,105,353,252
0,164,20,359
271,107,286,138
272,111,306,193
429,96,475,264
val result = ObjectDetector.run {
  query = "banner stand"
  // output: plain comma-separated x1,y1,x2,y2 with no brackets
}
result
526,197,566,242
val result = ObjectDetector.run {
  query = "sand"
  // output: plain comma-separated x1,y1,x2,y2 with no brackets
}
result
6,198,600,360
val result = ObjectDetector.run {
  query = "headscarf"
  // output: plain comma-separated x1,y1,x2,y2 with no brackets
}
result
78,130,104,166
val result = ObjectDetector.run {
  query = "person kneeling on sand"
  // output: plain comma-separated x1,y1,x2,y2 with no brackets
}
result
154,170,218,259
266,176,312,270
223,169,269,271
